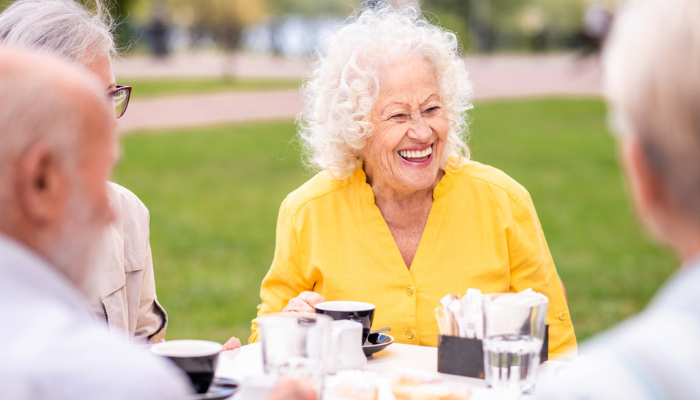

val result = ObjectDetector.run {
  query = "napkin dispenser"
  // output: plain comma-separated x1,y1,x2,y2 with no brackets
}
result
437,325,549,378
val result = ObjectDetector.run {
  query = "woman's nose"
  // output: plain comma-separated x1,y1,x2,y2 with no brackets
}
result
407,113,432,142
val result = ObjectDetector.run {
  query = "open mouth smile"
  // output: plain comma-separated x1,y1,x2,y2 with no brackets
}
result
398,145,433,163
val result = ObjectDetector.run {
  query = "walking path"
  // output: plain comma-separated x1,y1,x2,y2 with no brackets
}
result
116,53,601,134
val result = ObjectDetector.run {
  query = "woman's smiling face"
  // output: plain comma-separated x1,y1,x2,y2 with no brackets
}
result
364,56,447,195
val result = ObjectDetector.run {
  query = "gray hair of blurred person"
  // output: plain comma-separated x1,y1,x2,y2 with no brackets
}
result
299,2,473,179
603,0,700,226
0,0,116,66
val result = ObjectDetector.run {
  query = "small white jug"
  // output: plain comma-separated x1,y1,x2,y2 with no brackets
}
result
327,320,367,374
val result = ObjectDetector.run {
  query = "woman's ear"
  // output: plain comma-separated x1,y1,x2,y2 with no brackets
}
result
16,143,69,227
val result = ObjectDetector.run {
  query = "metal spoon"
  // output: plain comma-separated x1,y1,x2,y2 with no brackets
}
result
366,327,391,344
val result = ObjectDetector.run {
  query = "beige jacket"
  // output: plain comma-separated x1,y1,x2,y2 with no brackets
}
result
91,182,168,343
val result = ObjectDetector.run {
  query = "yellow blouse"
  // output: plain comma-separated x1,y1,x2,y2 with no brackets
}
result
250,161,577,357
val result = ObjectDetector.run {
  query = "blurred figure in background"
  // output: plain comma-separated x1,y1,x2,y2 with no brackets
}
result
577,1,613,58
0,45,191,400
147,15,170,59
539,0,700,398
0,0,168,343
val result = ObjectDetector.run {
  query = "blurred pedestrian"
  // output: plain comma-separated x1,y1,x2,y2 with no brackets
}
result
148,16,170,58
577,1,613,58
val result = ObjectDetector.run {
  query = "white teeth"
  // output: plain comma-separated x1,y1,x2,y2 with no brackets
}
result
399,146,432,159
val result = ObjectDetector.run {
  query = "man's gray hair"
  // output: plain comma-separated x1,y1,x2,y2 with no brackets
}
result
603,0,700,226
0,0,116,65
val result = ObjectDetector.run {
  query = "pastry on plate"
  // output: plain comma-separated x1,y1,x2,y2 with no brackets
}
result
325,370,379,400
390,371,441,400
413,383,471,400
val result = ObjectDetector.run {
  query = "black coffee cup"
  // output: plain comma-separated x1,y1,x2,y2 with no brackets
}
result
315,301,375,344
151,340,222,394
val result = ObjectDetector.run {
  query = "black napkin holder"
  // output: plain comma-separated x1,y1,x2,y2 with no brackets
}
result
437,325,549,378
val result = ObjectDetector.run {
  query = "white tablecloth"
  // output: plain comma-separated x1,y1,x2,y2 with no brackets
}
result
217,342,484,386
215,343,570,399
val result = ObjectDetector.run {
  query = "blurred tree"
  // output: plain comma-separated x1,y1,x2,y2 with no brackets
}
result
423,0,612,53
423,0,522,52
111,0,138,48
421,1,470,50
169,0,267,51
167,0,268,75
264,0,359,55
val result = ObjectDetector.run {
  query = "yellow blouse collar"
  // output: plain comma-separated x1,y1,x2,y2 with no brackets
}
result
351,164,455,204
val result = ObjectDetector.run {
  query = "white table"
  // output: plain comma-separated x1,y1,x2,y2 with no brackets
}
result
215,343,565,399
217,342,483,386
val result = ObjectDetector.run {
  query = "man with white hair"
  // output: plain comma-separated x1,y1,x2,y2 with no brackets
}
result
0,0,171,344
538,0,700,398
0,46,192,399
0,44,319,400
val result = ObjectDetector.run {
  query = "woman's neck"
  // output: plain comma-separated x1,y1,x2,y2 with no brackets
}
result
364,166,444,208
363,167,444,269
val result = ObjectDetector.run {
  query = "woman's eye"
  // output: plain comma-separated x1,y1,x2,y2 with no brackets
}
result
390,113,409,121
423,106,441,115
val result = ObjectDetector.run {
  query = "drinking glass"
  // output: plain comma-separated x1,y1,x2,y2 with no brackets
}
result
259,313,332,394
482,293,548,394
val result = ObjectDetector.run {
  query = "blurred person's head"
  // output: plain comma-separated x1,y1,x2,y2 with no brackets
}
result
0,0,121,107
604,0,700,260
299,2,473,180
0,46,117,295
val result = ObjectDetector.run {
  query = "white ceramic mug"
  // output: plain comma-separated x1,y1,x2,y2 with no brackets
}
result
327,320,367,374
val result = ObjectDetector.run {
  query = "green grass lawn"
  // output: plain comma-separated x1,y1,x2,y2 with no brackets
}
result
114,98,676,345
121,77,302,98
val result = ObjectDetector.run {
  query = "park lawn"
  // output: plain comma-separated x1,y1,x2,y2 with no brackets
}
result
122,77,303,98
114,97,676,345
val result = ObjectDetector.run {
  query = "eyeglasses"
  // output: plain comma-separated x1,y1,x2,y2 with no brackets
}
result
109,85,132,119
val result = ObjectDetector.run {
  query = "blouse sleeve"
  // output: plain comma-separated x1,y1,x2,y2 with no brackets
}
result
508,191,578,357
249,198,314,343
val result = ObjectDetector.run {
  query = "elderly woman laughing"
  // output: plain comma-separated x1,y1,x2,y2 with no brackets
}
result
249,4,576,357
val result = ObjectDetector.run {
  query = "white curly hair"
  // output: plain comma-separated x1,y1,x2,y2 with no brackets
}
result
298,2,474,179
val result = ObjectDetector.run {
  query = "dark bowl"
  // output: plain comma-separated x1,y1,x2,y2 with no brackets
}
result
151,340,222,394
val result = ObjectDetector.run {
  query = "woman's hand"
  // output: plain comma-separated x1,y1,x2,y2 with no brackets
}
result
282,291,325,314
222,336,241,351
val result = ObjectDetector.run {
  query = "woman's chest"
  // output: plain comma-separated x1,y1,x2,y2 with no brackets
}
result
298,214,512,299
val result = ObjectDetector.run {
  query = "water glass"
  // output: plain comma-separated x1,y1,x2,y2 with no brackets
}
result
259,313,332,394
482,292,548,394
